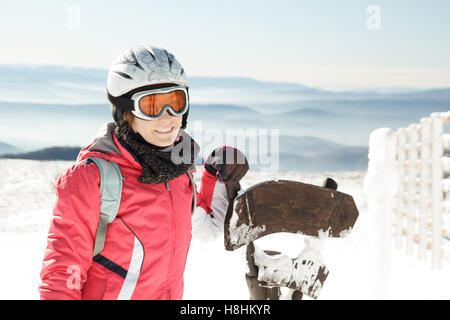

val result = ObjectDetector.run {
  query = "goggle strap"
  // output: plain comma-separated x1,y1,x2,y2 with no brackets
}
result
107,90,135,111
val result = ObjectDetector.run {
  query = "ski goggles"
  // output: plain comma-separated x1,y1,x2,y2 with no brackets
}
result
130,86,189,120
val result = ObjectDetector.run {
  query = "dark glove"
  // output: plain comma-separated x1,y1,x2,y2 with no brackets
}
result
204,146,249,183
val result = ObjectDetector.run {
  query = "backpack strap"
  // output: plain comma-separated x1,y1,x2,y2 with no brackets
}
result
85,157,124,257
187,171,196,215
84,156,195,258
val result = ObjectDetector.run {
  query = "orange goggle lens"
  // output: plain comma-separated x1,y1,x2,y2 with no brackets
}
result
138,90,187,117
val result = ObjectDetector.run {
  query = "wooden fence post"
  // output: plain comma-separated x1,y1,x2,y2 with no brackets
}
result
396,128,406,249
419,118,431,260
431,113,443,269
406,124,418,255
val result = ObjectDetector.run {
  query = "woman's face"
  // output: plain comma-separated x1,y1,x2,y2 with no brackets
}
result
130,110,183,147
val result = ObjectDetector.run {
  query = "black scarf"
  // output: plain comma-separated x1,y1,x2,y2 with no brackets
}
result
115,121,200,184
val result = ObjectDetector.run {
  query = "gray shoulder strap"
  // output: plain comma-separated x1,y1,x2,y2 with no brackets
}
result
85,157,193,257
187,171,196,215
85,157,123,256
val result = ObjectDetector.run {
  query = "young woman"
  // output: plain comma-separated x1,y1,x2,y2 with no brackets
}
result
39,45,248,300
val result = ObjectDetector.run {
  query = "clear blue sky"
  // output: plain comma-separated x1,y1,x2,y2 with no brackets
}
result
1,0,449,90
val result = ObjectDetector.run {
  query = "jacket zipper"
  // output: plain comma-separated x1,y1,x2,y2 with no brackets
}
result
165,181,175,299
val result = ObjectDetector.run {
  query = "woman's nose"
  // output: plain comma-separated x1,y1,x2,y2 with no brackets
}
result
159,109,171,120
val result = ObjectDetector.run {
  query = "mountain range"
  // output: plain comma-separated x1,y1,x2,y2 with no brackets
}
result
0,135,368,172
0,64,448,172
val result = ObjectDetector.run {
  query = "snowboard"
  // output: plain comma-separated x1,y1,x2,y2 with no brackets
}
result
224,179,359,251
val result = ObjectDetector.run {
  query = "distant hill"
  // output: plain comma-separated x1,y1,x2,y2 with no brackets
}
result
0,141,22,156
189,76,324,94
1,64,449,104
0,135,368,172
0,146,82,161
264,135,367,172
0,64,446,166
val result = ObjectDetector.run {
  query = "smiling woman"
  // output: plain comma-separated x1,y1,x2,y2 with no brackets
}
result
38,44,249,300
120,109,182,148
129,111,183,147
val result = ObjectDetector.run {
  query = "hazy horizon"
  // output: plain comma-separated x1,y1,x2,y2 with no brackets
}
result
0,64,448,156
1,1,449,91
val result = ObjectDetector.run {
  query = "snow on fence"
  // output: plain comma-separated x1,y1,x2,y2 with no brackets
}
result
366,111,450,270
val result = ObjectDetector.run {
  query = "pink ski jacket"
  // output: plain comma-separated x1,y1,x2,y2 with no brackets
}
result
39,123,229,300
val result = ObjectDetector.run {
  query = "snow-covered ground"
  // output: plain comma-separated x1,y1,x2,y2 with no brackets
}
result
0,159,448,300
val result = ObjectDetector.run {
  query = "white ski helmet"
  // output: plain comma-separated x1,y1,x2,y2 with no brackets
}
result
106,45,190,128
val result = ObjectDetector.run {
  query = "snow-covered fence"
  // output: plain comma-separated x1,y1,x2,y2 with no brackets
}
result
393,111,450,269
366,111,450,270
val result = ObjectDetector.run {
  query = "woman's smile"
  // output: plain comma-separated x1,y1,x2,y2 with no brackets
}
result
154,127,174,134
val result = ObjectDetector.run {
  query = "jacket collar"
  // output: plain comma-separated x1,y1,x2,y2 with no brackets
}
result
76,122,196,171
76,122,142,169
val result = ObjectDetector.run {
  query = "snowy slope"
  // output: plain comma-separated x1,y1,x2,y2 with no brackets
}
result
0,159,448,300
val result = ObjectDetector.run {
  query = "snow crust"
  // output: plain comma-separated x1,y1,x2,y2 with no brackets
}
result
227,194,266,248
1,159,448,300
253,238,328,299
